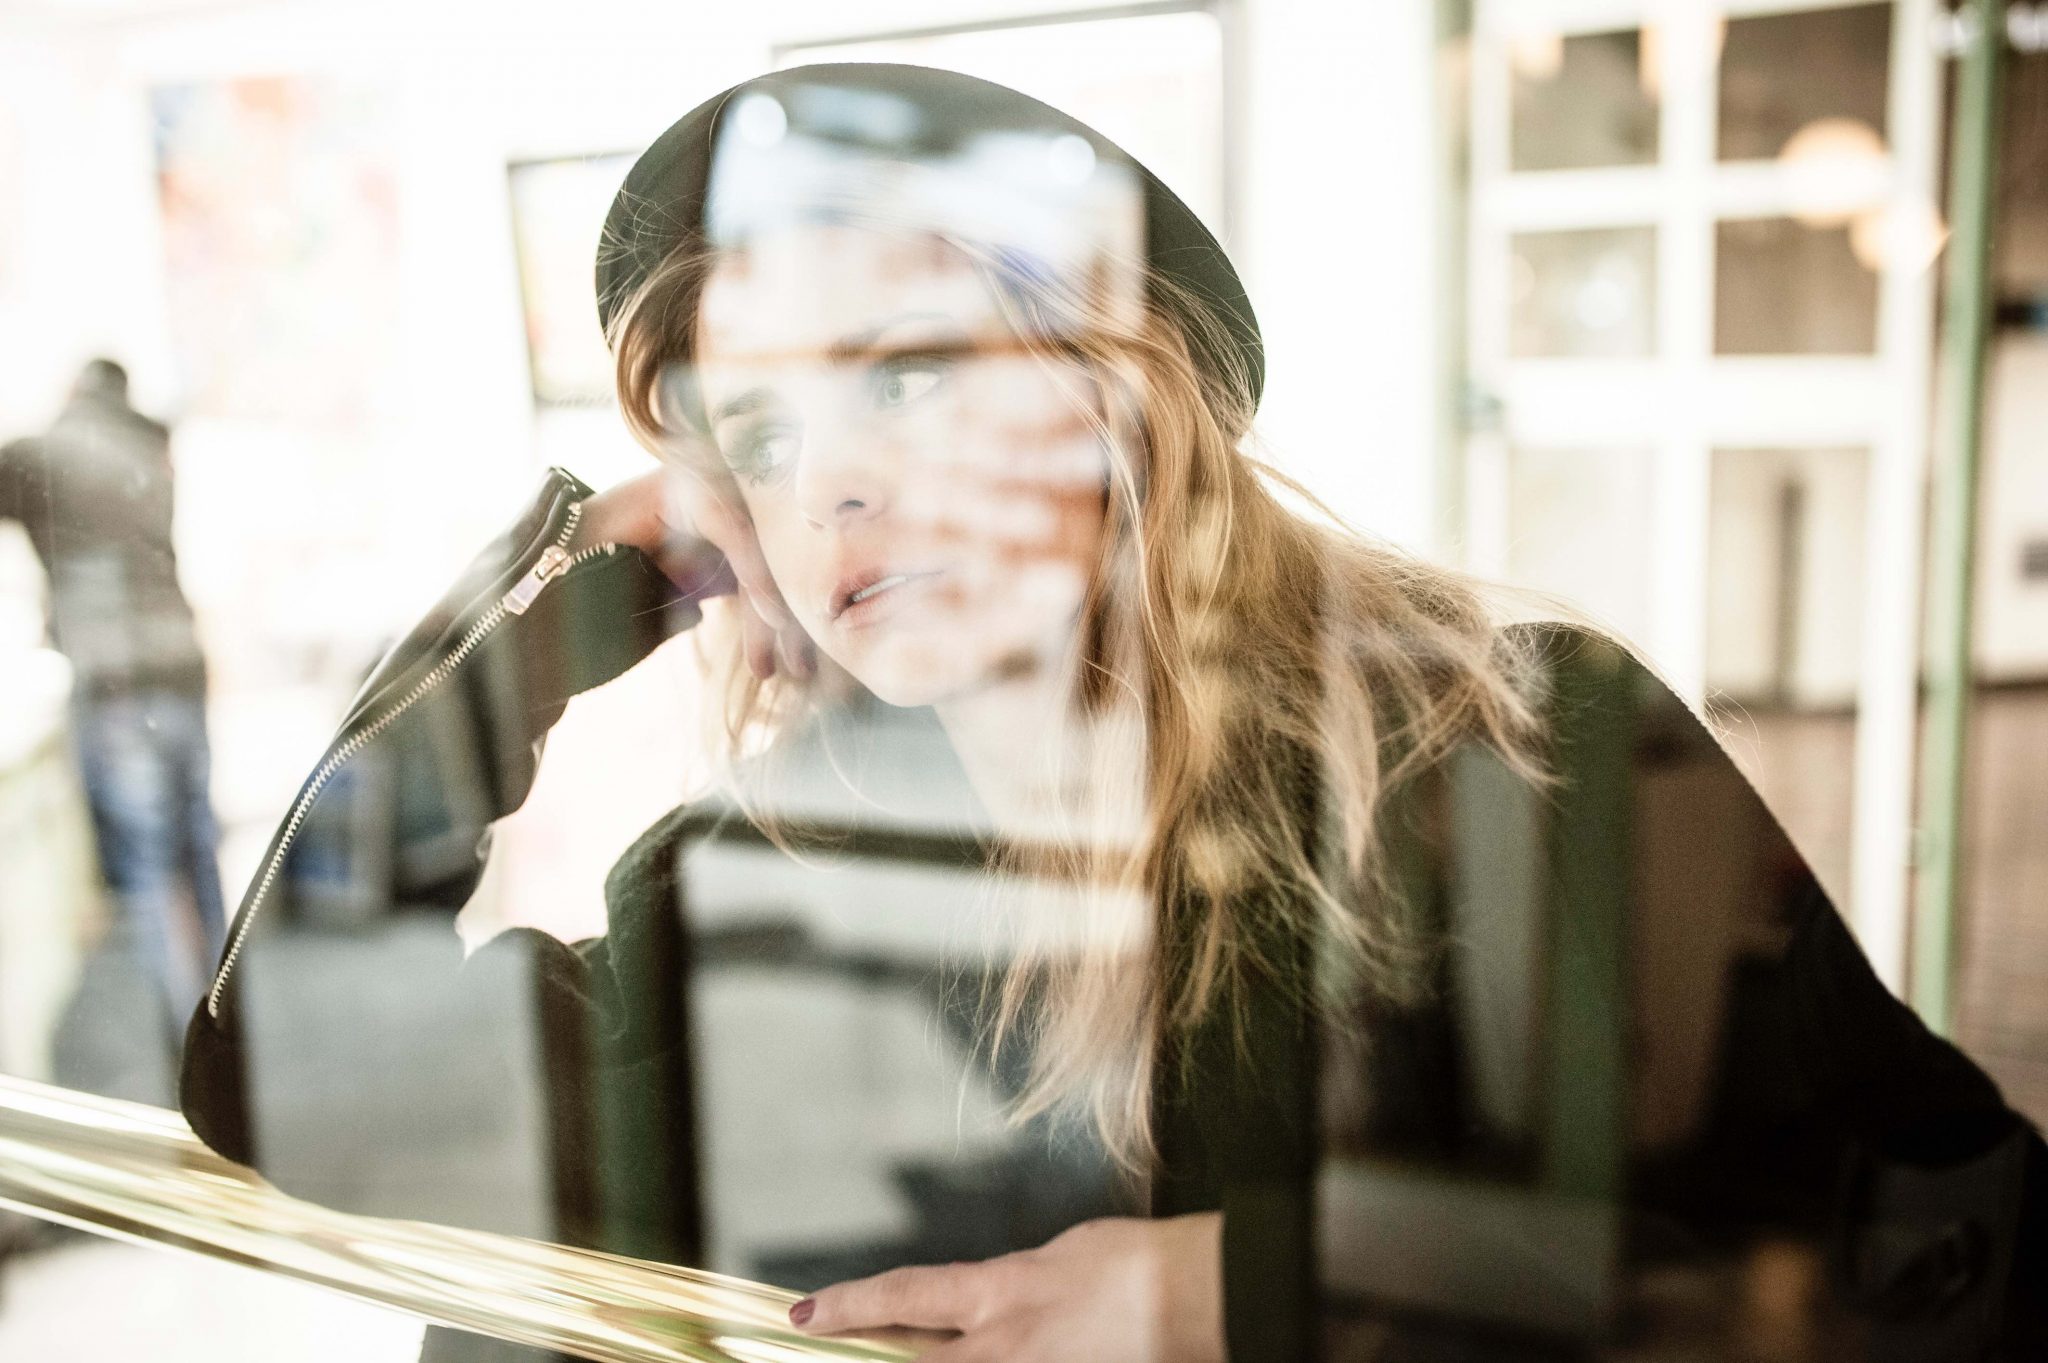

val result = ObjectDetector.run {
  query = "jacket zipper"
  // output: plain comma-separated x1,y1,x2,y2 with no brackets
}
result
206,503,616,1019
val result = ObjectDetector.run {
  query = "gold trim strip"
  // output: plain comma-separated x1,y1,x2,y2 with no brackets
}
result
0,1074,926,1363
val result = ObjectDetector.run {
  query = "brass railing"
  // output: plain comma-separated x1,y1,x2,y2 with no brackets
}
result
0,1073,924,1363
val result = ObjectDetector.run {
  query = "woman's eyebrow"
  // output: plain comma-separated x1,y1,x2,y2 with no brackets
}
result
707,387,773,427
825,311,963,364
707,313,979,422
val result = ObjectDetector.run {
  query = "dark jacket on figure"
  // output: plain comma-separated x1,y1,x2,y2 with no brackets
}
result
0,393,207,698
181,468,2047,1361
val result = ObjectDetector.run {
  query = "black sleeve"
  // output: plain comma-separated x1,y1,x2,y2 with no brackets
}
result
179,468,698,1238
1614,644,2004,1132
1617,641,2025,1148
1615,635,2048,1350
1308,624,2045,1354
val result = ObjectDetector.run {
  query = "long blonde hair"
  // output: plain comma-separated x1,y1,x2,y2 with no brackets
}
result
607,224,1553,1168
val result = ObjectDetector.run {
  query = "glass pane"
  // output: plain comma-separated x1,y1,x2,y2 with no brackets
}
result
1704,446,1870,909
508,154,639,408
1509,28,1660,172
1995,46,2048,299
783,9,1227,232
1715,217,1878,354
1718,3,1892,161
1505,446,1654,641
0,1235,422,1360
6,21,2046,1362
1956,674,2048,1125
683,832,1133,1286
1957,83,2048,1127
1509,226,1657,357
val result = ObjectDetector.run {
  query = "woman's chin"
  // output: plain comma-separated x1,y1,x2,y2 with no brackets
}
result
848,666,972,711
840,642,1044,712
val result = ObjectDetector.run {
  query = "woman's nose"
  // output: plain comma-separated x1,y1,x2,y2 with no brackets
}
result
793,423,897,530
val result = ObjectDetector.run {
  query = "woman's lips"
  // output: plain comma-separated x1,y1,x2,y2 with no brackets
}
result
834,569,945,630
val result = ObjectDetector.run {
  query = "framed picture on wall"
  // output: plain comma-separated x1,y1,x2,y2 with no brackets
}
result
506,152,636,407
777,2,1233,238
152,76,401,427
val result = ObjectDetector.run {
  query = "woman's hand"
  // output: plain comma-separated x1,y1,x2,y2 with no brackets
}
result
571,466,813,680
789,1213,1225,1363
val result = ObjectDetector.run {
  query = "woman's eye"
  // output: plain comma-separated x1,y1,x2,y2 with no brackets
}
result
874,358,950,409
728,425,799,484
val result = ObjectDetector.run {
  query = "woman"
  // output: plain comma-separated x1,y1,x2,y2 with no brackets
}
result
184,66,2045,1361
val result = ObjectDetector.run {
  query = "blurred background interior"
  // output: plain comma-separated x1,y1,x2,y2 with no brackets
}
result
0,0,2044,1357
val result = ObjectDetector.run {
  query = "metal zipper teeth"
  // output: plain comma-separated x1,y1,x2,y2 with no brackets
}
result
206,504,612,1019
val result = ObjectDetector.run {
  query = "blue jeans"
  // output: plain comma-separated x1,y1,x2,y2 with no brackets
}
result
70,690,228,1029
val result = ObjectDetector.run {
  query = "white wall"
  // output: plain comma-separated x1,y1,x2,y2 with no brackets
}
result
0,35,171,432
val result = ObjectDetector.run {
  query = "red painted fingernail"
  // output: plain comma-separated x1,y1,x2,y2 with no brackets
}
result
789,1298,815,1327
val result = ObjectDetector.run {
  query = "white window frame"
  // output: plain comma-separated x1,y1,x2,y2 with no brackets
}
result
1463,0,1944,990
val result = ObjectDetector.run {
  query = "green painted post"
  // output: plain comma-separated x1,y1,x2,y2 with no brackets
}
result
1912,0,2007,1032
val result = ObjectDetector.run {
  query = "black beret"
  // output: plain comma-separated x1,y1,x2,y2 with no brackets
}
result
594,62,1263,408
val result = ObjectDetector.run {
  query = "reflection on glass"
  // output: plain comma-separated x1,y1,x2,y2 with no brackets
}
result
0,638,101,1083
1715,217,1878,355
1719,3,1892,161
0,1236,423,1361
1953,664,2048,1131
1994,48,2048,295
683,825,1136,1288
783,8,1227,232
0,361,225,1109
1705,446,1870,910
1509,226,1657,358
1505,445,1653,642
1509,28,1659,172
4,49,2045,1363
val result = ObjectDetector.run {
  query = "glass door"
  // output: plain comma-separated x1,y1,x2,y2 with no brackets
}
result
1462,0,1945,988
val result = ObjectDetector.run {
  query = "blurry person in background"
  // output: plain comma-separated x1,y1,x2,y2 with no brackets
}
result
0,358,227,1064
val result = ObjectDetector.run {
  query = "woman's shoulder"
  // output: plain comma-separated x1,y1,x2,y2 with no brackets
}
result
1470,618,1803,892
1495,618,1716,751
1496,617,1650,688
